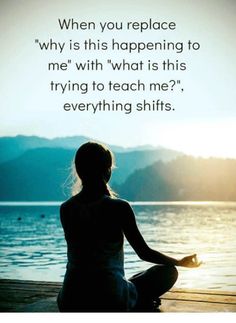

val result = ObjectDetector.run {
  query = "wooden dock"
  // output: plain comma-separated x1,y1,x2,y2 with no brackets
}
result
0,279,236,312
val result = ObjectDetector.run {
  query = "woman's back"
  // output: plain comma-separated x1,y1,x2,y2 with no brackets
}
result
58,193,137,311
61,194,124,270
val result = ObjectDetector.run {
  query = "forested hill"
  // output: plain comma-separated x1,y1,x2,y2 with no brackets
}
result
0,135,235,201
0,146,181,201
118,155,236,201
0,149,235,201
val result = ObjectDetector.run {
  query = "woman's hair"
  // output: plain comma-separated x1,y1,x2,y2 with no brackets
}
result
72,142,116,197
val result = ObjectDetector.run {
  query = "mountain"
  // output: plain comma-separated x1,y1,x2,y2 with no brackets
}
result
0,135,94,164
0,135,159,164
0,145,181,201
0,144,235,201
0,148,73,201
113,148,182,185
118,155,236,201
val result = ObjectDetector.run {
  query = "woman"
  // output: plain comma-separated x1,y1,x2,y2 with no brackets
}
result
57,142,200,312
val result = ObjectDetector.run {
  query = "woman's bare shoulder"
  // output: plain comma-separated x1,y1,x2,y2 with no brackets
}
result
105,195,127,203
60,195,131,211
60,194,81,209
104,196,132,210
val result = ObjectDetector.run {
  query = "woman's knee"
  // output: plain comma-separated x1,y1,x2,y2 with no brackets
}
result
153,264,178,284
157,265,178,292
167,265,178,284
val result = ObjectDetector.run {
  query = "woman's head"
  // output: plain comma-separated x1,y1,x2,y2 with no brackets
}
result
74,142,115,196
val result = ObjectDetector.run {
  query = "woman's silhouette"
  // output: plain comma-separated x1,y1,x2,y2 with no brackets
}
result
57,142,200,312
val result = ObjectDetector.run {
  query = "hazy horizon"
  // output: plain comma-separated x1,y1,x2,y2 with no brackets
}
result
1,132,236,160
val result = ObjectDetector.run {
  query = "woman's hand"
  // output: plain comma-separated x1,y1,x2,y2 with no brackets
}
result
177,254,202,268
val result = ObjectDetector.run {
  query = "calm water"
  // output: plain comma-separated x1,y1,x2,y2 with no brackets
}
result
0,202,236,291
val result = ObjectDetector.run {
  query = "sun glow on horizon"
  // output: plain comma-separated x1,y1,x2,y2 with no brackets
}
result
138,120,236,159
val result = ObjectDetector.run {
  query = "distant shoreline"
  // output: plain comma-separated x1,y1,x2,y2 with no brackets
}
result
0,201,236,207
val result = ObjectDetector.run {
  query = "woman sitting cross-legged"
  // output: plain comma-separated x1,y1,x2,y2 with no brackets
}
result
57,142,201,312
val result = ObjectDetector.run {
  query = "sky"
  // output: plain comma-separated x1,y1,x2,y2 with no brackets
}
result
0,0,236,157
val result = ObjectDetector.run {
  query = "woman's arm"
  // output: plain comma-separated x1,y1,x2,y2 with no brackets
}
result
121,202,200,268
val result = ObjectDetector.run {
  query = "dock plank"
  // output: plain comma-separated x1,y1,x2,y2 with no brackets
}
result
162,291,236,305
161,299,236,312
0,279,236,312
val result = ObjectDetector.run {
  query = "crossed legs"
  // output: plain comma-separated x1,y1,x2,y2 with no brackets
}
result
129,265,178,311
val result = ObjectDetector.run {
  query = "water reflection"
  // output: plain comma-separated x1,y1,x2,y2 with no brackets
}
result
0,203,236,291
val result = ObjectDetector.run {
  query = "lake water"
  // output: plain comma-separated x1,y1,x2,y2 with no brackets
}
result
0,201,236,292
